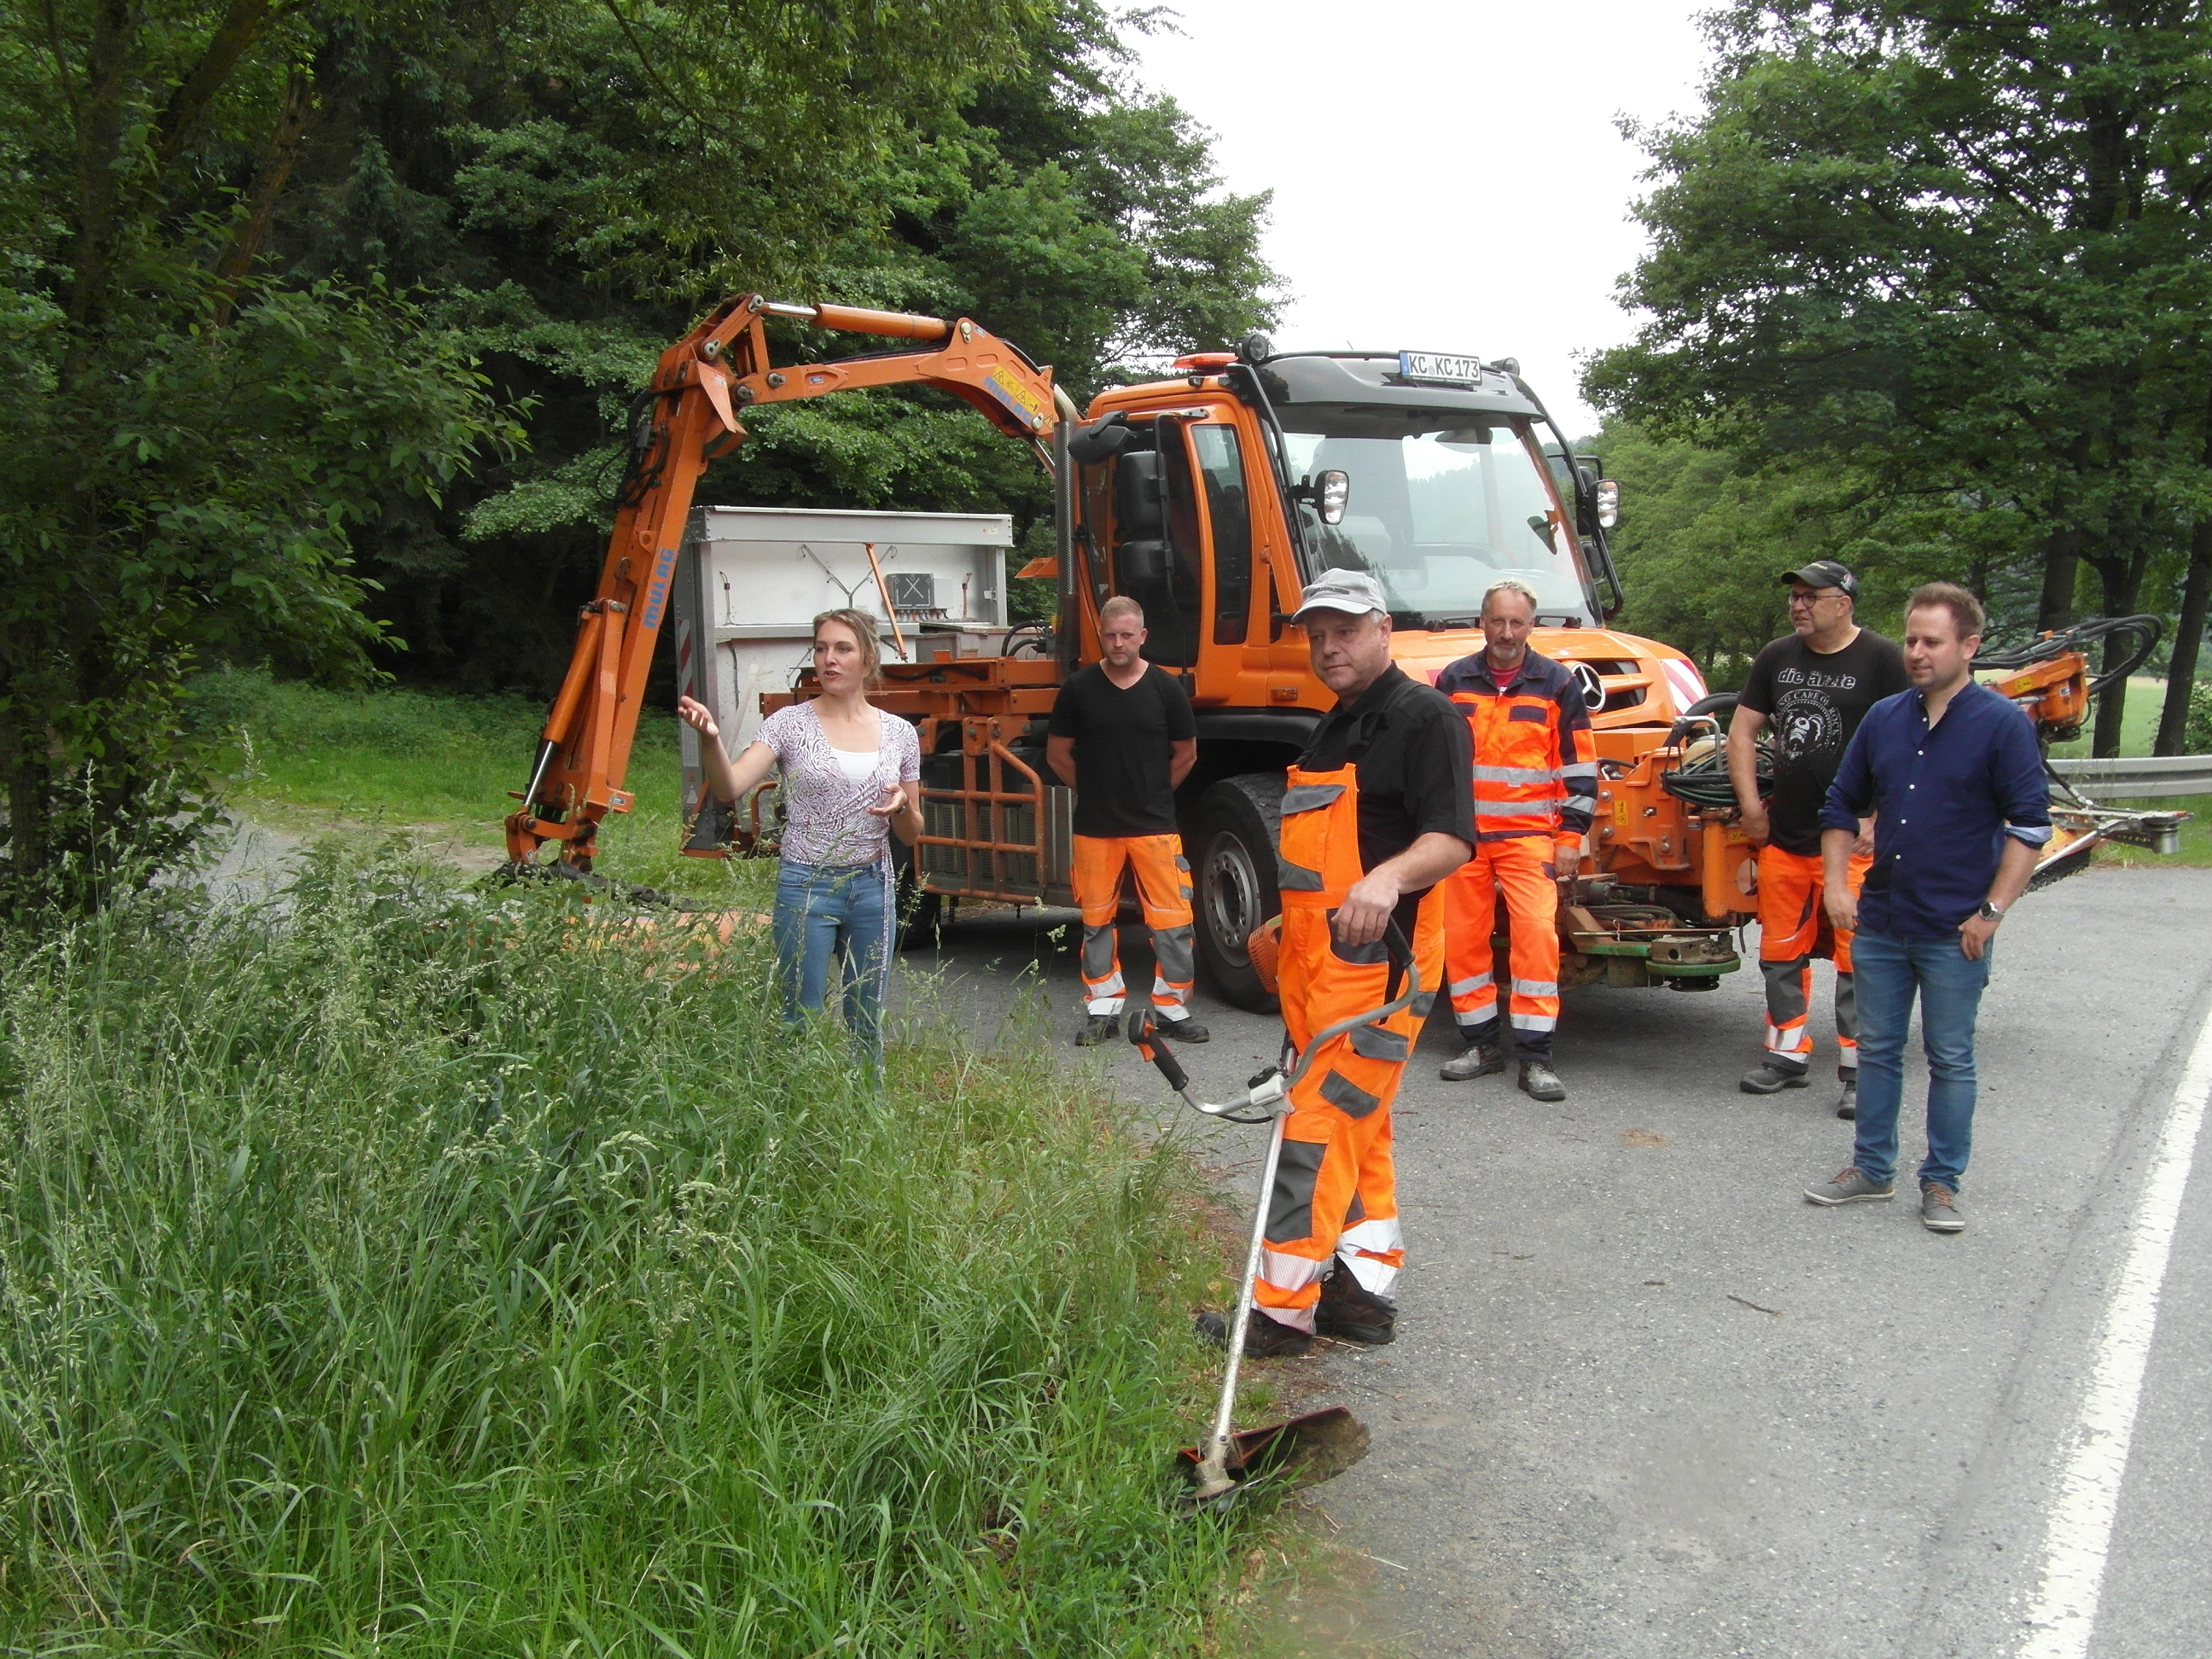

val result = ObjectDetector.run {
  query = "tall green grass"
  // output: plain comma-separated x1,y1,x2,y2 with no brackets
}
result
0,854,1259,1653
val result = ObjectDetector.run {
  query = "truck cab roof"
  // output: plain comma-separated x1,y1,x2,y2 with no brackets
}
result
1254,351,1547,422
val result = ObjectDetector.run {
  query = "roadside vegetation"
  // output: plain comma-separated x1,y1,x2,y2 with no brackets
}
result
0,851,1278,1653
189,667,765,905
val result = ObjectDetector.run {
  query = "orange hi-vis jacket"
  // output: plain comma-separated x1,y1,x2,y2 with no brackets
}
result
1435,650,1597,852
1257,754,1446,1329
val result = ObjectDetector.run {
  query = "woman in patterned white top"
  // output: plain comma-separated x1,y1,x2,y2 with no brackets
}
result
678,608,923,1063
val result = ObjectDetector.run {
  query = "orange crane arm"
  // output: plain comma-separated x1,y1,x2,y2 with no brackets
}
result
503,294,1068,870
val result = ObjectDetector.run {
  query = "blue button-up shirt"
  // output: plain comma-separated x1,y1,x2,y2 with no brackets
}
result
1819,680,2052,940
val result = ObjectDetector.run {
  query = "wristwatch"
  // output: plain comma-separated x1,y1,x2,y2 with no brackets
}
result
1976,899,2006,922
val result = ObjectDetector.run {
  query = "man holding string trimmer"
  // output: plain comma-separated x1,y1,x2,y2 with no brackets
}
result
1197,569,1474,1357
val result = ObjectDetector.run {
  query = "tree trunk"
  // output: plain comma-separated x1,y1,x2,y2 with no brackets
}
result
63,0,136,374
2088,549,2151,758
2037,525,2081,632
2157,518,2212,754
212,70,317,327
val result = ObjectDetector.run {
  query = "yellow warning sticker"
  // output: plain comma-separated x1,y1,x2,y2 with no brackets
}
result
984,364,1050,431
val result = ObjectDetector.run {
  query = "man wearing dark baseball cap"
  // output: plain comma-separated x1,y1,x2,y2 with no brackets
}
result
1727,561,1908,1115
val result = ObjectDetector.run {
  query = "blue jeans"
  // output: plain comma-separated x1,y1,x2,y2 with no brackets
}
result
771,859,894,1062
1851,926,1993,1191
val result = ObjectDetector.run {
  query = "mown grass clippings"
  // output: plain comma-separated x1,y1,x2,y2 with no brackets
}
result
0,847,1295,1655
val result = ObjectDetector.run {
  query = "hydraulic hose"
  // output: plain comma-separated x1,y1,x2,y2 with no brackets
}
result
1656,694,1773,810
1976,614,2163,698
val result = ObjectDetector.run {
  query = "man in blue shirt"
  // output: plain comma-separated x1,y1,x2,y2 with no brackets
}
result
1802,583,2050,1232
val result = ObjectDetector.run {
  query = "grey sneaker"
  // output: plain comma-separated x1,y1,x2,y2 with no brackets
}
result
1804,1166,1895,1206
1836,1078,1859,1121
1518,1058,1567,1102
1440,1041,1506,1081
1741,1062,1810,1095
1074,1013,1121,1047
1920,1183,1965,1233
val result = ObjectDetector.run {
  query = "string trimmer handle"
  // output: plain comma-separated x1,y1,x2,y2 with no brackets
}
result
1124,1006,1190,1093
1125,1009,1286,1123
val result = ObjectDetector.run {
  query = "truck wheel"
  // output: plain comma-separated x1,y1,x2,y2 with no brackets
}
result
1191,774,1284,1012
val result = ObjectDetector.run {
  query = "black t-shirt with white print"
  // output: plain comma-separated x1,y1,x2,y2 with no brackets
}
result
1737,628,1910,856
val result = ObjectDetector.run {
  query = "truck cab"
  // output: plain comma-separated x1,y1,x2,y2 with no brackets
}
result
1047,346,1719,1005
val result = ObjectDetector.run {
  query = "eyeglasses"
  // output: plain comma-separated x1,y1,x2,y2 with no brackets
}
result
1787,589,1845,608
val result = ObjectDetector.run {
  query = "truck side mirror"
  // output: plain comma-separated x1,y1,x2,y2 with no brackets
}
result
1068,411,1132,466
1318,469,1350,526
1116,540,1167,587
1596,480,1620,529
1115,450,1164,539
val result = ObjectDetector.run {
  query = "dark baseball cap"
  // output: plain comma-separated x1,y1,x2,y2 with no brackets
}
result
1778,561,1858,598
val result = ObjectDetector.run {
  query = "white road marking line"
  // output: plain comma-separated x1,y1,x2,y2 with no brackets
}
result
2017,1008,2212,1659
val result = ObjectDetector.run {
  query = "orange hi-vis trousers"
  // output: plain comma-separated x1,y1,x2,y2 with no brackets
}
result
1255,761,1445,1333
1756,843,1871,1078
1072,833,1196,1018
1443,833,1562,1058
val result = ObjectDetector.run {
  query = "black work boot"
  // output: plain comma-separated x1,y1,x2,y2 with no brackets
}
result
1518,1058,1567,1102
1074,1013,1121,1047
1315,1267,1397,1345
1159,1014,1210,1043
1194,1309,1313,1358
1440,1041,1506,1082
1740,1062,1810,1095
1836,1073,1860,1121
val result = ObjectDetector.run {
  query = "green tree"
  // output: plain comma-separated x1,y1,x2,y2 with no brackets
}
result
1586,0,2212,754
0,0,1107,909
1592,422,2038,682
0,3,520,914
268,0,1277,690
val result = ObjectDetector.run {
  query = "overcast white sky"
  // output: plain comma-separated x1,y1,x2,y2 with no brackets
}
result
1126,1,1720,436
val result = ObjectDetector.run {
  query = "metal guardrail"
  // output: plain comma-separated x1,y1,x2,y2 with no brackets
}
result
2050,754,2212,799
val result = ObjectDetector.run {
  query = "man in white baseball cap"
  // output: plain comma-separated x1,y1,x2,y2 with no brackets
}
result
1196,566,1473,1355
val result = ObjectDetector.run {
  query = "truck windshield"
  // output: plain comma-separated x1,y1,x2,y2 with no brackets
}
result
1280,412,1597,626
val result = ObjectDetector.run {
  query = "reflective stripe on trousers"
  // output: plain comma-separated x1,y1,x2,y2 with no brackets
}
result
1254,757,1435,1332
1072,834,1195,1016
1755,843,1868,1075
1442,832,1562,1056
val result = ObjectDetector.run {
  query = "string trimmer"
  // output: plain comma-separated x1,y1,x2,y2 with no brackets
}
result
1126,925,1423,1511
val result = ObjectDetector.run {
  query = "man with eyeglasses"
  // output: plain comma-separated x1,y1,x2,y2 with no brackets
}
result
1728,562,1908,1116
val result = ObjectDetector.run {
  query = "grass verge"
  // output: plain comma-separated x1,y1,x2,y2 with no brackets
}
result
189,667,764,904
0,851,1276,1653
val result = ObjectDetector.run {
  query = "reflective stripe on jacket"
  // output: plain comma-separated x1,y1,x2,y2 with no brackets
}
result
1435,649,1596,847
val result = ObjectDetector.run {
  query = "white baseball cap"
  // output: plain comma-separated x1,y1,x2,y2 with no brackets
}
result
1289,568,1389,622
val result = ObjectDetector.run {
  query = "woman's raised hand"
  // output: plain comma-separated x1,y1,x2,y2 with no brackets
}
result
864,783,907,818
676,695,719,739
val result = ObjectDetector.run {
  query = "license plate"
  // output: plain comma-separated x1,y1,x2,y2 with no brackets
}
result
1398,350,1485,385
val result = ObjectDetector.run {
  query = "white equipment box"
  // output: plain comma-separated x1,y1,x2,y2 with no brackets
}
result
670,504,1016,815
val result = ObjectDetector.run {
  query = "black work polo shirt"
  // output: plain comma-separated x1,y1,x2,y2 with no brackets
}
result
1300,664,1476,880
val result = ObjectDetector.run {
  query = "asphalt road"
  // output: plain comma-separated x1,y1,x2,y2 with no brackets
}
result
897,866,2212,1658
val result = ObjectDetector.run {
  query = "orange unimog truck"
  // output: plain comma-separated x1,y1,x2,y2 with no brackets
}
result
504,294,2180,1010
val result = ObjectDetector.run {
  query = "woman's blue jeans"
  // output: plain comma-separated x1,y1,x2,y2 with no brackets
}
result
771,859,894,1062
1851,926,1993,1191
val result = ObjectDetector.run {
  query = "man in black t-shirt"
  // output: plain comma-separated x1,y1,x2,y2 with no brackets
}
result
1047,596,1202,1046
1730,561,1910,1115
1193,568,1474,1358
